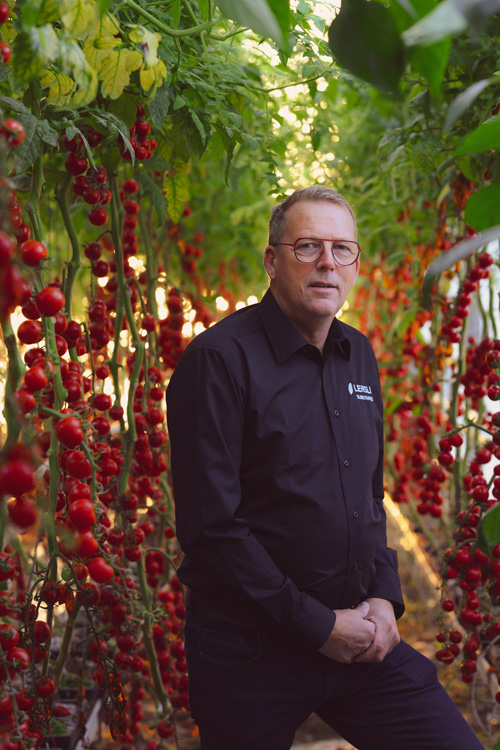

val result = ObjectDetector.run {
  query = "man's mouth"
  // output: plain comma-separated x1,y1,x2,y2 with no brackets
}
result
310,282,335,288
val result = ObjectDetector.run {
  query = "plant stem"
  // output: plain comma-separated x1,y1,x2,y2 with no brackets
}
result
56,173,81,309
124,0,219,36
0,317,25,452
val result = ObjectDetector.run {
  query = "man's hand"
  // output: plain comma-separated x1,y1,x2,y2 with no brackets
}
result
353,597,400,663
318,602,375,663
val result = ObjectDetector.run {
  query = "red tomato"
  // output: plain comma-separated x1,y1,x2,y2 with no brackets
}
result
93,393,112,411
124,199,139,215
65,153,88,176
35,677,55,699
67,498,96,531
20,240,48,267
73,529,98,557
123,179,139,194
24,366,48,393
36,287,65,317
33,620,52,644
88,556,114,584
88,208,108,226
0,230,14,266
15,689,34,711
0,460,35,496
55,416,84,448
0,2,10,23
6,647,30,672
17,319,42,345
64,450,92,479
0,623,19,650
7,497,38,527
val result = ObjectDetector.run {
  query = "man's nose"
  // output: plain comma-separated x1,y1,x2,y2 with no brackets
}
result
317,242,337,268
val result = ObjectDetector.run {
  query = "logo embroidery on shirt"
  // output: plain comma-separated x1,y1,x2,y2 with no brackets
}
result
348,382,373,401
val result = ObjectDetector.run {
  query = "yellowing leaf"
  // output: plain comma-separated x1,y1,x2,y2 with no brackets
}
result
40,68,77,106
128,25,161,68
140,59,167,95
99,48,143,99
163,172,190,224
61,40,98,107
83,13,120,69
62,0,98,36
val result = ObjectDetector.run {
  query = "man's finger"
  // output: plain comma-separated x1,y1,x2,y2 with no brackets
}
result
356,601,370,618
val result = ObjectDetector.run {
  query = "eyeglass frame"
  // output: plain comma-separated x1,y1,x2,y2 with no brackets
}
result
272,238,361,266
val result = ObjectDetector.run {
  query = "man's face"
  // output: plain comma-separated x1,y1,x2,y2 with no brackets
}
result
264,200,359,331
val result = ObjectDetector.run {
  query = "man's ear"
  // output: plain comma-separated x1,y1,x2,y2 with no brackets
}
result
264,245,277,281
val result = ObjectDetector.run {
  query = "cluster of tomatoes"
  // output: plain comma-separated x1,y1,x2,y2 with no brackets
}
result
119,106,157,163
440,251,494,345
0,1,12,65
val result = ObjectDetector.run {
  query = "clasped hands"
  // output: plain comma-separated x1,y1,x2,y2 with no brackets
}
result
318,597,400,664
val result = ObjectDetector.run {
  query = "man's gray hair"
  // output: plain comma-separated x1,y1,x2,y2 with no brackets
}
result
268,186,356,245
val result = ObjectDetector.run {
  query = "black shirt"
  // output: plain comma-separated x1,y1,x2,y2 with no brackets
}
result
166,289,404,651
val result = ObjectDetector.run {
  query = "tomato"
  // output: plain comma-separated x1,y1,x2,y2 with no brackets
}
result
20,240,48,267
0,41,10,65
83,187,102,205
0,553,15,581
0,459,35,496
92,259,109,277
63,450,91,479
33,620,52,644
72,175,90,196
88,556,114,584
84,241,102,261
123,178,139,194
86,129,103,148
88,207,108,226
17,319,42,345
73,529,98,557
124,199,139,215
7,497,38,528
67,498,96,531
135,120,151,138
77,581,100,606
0,230,14,267
15,689,34,712
36,286,65,317
0,623,19,650
6,647,30,672
0,1,10,23
24,366,48,393
65,153,88,176
93,392,112,411
35,677,55,699
55,416,84,448
14,387,36,414
14,222,31,243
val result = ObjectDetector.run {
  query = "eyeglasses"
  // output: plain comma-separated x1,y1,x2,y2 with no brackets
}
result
274,238,361,266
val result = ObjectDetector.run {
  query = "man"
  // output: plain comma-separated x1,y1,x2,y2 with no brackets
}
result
166,186,484,750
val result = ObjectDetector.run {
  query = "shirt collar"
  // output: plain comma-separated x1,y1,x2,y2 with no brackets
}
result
257,288,351,364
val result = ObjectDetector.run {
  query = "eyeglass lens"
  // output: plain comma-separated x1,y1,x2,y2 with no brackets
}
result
294,239,358,265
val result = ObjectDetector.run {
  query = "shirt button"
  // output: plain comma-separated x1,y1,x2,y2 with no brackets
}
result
334,409,340,417
343,459,350,467
353,511,359,519
353,562,360,571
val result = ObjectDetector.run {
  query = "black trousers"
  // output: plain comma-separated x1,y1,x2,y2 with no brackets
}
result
184,608,486,750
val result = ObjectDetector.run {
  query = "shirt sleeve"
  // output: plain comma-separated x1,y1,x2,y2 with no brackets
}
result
166,346,336,650
366,352,405,619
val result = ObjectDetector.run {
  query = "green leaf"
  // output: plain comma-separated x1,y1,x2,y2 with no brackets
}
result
198,0,210,20
99,48,143,99
266,0,290,49
454,115,500,155
0,95,32,116
13,113,43,174
409,38,450,99
328,0,405,93
107,94,137,128
170,0,181,25
138,173,168,226
60,40,98,108
0,66,9,83
37,119,58,147
149,84,173,129
464,183,500,231
402,0,467,46
20,0,73,28
216,0,285,49
88,109,135,161
163,172,190,224
444,79,492,131
477,503,500,555
12,25,59,87
421,224,500,305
